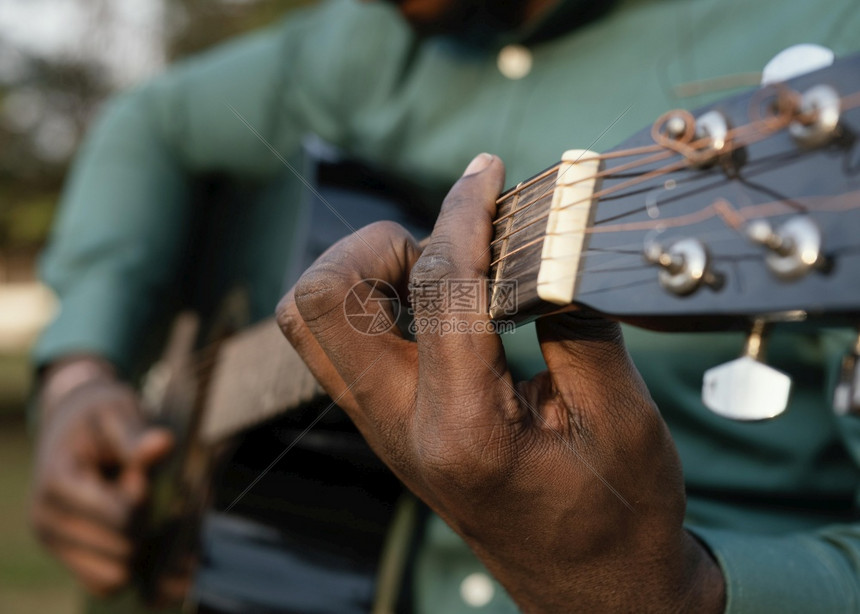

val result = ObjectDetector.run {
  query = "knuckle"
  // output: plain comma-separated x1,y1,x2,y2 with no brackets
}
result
363,220,407,239
413,423,514,493
274,294,300,341
409,249,458,287
293,264,348,324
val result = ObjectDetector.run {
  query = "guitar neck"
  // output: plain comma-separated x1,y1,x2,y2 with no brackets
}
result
491,53,860,329
198,51,860,441
488,150,603,322
198,318,323,443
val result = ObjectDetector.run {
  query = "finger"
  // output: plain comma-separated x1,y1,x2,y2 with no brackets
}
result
130,427,174,467
284,221,421,434
94,397,148,465
43,470,131,531
410,154,516,415
117,428,173,506
33,505,133,561
536,313,652,424
51,542,130,596
276,287,357,412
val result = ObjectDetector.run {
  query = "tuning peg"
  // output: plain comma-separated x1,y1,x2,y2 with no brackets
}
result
702,320,792,421
744,216,824,279
833,331,860,417
644,238,722,296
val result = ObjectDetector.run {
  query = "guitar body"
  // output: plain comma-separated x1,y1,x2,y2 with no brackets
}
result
132,150,433,609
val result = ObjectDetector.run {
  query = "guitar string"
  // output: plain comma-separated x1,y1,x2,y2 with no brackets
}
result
180,197,857,379
177,92,860,377
491,158,690,252
494,140,670,209
584,146,813,229
536,223,781,288
490,89,860,251
490,168,860,275
490,206,851,307
490,131,857,263
527,190,860,291
489,106,800,249
490,95,794,220
492,148,674,227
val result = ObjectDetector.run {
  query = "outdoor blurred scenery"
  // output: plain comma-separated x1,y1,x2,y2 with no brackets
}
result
0,1,311,611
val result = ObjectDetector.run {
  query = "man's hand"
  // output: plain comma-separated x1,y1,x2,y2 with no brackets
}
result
277,153,725,613
30,357,174,598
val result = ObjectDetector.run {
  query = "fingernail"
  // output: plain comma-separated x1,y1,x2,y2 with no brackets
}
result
463,153,494,176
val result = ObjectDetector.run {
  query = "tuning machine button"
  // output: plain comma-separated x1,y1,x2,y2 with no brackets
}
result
693,111,742,170
833,331,860,417
744,217,824,279
761,45,834,85
644,238,722,296
702,320,792,421
790,85,841,148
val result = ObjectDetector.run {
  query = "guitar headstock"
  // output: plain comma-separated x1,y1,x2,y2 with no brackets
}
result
490,52,860,331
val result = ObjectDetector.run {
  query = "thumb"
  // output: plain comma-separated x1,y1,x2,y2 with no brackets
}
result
119,428,174,505
131,428,174,468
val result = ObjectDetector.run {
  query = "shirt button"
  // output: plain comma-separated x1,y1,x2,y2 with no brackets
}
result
460,572,495,607
497,44,533,80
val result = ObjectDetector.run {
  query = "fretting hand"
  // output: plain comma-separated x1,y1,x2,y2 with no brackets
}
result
277,153,725,613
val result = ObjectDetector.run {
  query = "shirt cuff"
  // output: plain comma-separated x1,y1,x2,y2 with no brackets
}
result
690,525,859,613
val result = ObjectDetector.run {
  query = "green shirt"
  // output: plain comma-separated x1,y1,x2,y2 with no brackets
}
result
36,0,860,611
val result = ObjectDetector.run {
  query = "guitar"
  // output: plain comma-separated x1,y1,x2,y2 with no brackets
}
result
137,52,860,606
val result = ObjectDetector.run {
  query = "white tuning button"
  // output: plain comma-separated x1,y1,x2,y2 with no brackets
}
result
761,44,834,85
702,320,792,421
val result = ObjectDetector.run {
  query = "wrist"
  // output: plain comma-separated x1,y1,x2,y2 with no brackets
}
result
674,530,726,614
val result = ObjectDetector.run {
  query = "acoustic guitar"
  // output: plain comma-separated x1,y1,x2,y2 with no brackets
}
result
136,51,860,607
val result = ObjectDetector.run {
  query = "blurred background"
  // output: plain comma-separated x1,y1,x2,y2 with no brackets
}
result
0,1,311,611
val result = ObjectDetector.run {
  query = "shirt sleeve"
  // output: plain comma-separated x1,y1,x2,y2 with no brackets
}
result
691,524,860,613
691,408,860,614
32,7,331,375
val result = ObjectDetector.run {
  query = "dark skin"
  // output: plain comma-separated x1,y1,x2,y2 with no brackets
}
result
32,1,722,607
384,0,562,34
276,154,726,612
30,357,186,600
30,2,564,602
